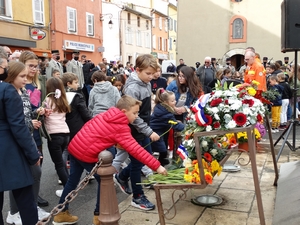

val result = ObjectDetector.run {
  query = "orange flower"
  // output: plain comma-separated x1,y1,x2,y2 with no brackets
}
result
229,137,237,145
192,160,198,165
185,168,189,174
205,173,213,184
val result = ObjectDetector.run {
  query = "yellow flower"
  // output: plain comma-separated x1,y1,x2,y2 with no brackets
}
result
251,80,260,86
211,160,220,172
247,87,257,96
184,174,193,183
217,166,222,176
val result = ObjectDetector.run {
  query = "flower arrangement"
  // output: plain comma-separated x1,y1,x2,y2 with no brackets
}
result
185,80,266,133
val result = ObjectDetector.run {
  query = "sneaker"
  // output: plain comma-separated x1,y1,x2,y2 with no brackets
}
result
37,206,50,221
275,129,280,132
6,211,22,225
58,179,62,185
56,189,63,198
141,165,153,178
52,210,78,225
93,215,100,225
271,129,276,133
113,174,132,195
131,195,155,211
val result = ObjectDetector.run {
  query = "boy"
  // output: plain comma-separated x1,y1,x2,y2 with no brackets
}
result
150,65,167,94
113,54,160,211
52,69,61,78
52,95,167,225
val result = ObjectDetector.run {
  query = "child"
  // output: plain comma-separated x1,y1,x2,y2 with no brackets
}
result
88,71,121,117
268,75,283,133
109,74,126,95
150,65,167,94
44,77,71,187
5,61,49,223
167,75,176,86
221,68,232,86
277,72,292,129
113,54,160,211
53,95,167,225
150,88,185,166
52,69,61,78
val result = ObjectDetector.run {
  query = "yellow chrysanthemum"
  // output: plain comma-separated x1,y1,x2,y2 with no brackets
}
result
211,160,220,172
251,80,260,86
184,174,193,183
217,166,222,176
247,87,257,96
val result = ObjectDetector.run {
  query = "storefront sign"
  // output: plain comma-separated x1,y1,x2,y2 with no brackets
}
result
29,28,46,40
64,40,94,52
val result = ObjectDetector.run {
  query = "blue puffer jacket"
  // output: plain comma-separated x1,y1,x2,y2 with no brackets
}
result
150,103,185,152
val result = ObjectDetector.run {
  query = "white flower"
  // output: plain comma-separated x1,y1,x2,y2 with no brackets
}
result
214,113,220,120
206,125,212,131
209,107,219,114
201,140,208,147
186,139,195,147
210,149,218,157
183,158,192,167
243,107,251,115
226,120,237,129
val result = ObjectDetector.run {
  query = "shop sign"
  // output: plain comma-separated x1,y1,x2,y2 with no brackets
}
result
64,40,94,52
29,28,46,40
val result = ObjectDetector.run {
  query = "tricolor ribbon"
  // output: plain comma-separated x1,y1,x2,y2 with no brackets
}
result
176,144,189,160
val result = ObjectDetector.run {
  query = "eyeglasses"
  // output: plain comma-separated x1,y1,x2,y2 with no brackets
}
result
204,61,210,64
26,64,38,69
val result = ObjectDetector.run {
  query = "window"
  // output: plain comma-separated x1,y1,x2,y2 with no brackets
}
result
145,33,150,48
125,27,133,45
33,0,44,24
0,0,12,17
169,38,172,50
67,7,77,32
137,16,140,27
174,20,177,32
169,18,173,31
86,13,94,36
159,17,162,30
158,37,162,50
136,30,142,46
229,15,247,43
146,20,149,30
164,18,168,32
152,35,156,49
127,13,131,25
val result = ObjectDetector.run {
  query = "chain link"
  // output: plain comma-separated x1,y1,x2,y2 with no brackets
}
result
36,159,103,225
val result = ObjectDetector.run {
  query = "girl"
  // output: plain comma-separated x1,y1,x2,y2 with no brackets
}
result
44,77,71,190
109,74,126,95
5,61,49,223
278,72,292,129
221,68,232,86
150,88,185,166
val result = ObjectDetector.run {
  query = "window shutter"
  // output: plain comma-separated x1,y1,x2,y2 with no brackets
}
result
34,0,44,24
87,14,94,36
68,8,76,32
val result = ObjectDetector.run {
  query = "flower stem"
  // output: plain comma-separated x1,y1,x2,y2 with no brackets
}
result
143,126,174,149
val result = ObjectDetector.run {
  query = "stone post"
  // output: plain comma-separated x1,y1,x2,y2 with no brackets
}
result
97,150,120,225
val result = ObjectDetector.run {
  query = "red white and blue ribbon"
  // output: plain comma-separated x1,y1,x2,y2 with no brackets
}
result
194,93,210,126
176,144,189,160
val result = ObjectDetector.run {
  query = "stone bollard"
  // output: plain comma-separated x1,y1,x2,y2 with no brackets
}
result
97,150,120,225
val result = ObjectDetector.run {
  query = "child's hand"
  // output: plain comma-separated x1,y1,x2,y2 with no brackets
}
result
44,109,52,117
32,119,42,129
37,107,45,115
150,132,160,141
156,165,168,176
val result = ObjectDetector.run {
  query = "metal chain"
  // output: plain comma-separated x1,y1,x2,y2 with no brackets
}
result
36,159,103,225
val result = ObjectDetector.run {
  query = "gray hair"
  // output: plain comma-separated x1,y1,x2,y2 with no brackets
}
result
204,56,211,62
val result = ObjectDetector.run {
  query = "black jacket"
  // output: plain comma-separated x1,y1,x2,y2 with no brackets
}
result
87,66,100,86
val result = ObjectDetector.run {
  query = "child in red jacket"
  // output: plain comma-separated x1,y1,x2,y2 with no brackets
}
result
53,95,167,225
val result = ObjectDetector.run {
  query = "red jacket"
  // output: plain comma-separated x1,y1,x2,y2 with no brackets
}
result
68,107,161,171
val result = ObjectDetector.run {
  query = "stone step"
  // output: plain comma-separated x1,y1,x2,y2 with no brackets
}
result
273,160,300,225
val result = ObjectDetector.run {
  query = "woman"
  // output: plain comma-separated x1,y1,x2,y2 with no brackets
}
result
0,50,40,225
166,65,202,121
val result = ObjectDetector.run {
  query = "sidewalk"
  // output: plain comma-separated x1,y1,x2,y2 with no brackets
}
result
117,139,300,225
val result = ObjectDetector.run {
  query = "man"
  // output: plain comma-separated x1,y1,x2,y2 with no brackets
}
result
11,50,21,61
195,62,201,69
67,51,84,88
46,50,63,79
196,56,217,87
244,51,266,91
284,57,291,71
262,57,268,69
225,57,235,73
81,55,94,93
176,58,186,73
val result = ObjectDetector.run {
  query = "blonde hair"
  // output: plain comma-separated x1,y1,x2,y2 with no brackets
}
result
116,95,141,111
19,51,40,89
5,61,26,84
135,54,159,71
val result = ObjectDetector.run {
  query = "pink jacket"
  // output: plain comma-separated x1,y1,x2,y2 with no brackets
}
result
68,107,161,171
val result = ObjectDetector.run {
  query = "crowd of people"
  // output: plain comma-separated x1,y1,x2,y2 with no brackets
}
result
0,44,299,225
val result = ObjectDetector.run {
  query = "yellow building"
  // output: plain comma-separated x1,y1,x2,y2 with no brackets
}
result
0,0,51,58
168,0,177,62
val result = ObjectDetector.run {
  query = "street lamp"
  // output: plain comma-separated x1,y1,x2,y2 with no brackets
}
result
100,13,113,29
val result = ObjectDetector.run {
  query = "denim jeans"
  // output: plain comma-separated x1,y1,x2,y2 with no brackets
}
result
118,137,152,198
59,154,100,213
48,134,70,186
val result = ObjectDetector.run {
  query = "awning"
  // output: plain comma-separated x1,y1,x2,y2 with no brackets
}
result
30,48,51,57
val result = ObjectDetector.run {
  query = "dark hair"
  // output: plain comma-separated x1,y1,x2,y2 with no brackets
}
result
269,75,278,82
177,66,202,98
52,69,60,76
223,68,231,76
109,74,126,85
61,72,78,86
91,71,106,82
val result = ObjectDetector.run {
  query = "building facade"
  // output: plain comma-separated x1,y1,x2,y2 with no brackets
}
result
168,0,177,62
0,0,51,58
50,0,102,62
177,0,294,70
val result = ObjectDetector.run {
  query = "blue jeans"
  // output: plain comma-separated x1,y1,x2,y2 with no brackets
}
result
59,155,100,213
118,137,152,198
48,134,70,186
287,103,292,120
